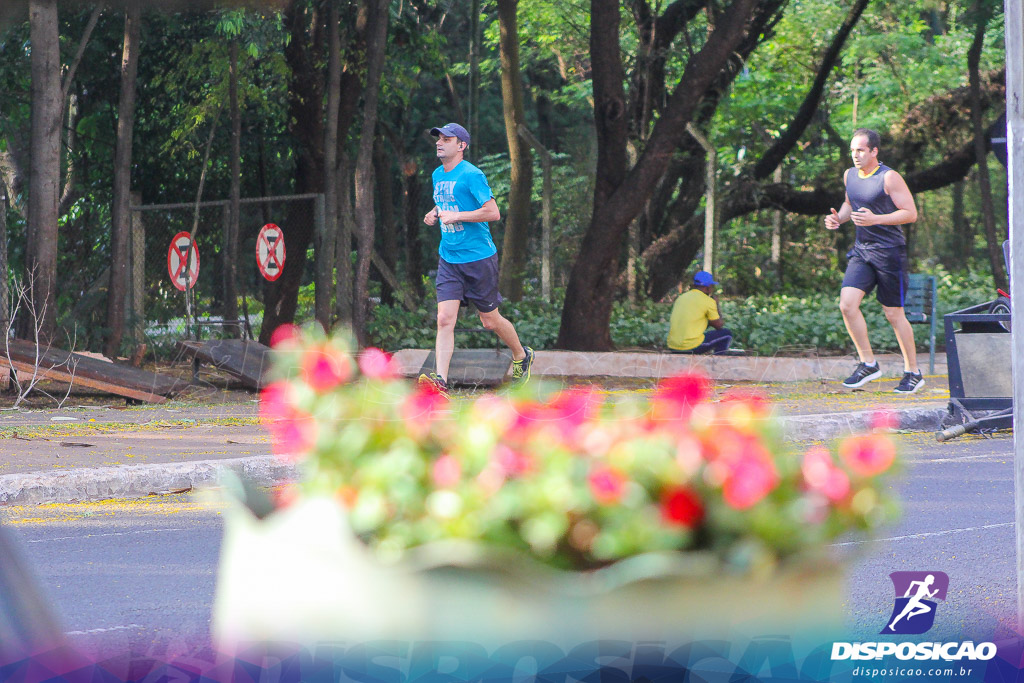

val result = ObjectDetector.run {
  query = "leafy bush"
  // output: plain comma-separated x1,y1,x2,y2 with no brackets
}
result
366,268,997,357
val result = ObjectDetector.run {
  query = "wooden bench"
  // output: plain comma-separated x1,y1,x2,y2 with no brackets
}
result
905,273,937,374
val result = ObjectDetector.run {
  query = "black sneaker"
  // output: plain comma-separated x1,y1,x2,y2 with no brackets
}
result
842,362,882,388
417,372,450,398
511,346,535,384
894,371,925,394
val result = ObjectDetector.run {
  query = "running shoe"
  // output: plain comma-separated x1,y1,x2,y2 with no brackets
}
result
893,371,925,394
842,362,882,388
418,372,450,398
511,346,535,384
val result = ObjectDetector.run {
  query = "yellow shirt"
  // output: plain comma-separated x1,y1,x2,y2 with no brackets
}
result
667,289,720,351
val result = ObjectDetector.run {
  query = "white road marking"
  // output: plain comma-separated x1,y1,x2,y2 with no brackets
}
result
833,521,1013,547
66,624,143,635
27,528,187,543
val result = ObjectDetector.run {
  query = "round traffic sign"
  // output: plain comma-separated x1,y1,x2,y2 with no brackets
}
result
167,231,200,291
257,223,286,281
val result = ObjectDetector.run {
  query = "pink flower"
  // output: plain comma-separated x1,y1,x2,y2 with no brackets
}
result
266,412,318,461
269,323,301,349
300,344,352,392
660,487,704,528
722,455,778,509
508,387,601,442
839,434,896,477
432,454,462,488
588,466,627,504
402,384,448,425
495,444,534,477
802,446,850,502
651,372,712,420
359,347,398,379
259,380,297,422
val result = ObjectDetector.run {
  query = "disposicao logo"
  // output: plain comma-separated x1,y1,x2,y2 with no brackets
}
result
881,571,949,635
831,570,997,663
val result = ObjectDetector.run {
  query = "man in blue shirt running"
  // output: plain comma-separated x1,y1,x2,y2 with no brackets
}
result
419,122,534,395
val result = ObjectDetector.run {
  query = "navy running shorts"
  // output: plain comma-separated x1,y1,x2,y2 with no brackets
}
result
841,244,909,308
435,254,503,313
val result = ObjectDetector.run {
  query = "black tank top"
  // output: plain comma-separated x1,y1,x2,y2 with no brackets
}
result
845,163,906,248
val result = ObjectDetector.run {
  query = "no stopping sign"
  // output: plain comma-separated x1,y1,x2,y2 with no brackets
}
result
257,223,286,281
167,231,200,291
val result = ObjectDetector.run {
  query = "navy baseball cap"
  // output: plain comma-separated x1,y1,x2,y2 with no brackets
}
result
430,123,471,145
693,270,718,286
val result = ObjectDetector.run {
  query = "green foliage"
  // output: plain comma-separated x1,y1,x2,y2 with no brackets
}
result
368,267,995,357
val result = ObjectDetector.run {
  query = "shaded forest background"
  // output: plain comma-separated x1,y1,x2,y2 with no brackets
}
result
0,0,1010,357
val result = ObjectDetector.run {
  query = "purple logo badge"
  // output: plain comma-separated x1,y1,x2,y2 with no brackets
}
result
881,571,949,635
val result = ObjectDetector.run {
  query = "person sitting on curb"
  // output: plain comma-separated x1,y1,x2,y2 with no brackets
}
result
667,270,734,355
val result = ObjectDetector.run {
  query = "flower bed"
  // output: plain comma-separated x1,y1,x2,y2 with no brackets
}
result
257,325,899,573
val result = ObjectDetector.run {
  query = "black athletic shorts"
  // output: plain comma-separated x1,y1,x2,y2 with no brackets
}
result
435,254,503,312
841,244,909,308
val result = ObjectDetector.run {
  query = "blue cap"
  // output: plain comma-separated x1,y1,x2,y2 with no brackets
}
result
693,270,718,286
430,123,471,145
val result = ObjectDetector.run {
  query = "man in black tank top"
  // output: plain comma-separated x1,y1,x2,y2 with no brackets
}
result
824,129,924,394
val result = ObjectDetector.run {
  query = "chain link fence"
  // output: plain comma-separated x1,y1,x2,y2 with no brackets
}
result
130,193,322,359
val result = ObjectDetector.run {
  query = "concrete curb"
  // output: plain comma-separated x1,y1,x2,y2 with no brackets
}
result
392,349,948,383
781,407,946,441
0,407,948,505
0,456,297,506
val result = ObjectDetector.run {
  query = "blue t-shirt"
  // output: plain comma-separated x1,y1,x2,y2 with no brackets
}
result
431,160,497,263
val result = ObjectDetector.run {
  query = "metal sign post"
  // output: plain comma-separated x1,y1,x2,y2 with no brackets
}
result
1006,0,1024,631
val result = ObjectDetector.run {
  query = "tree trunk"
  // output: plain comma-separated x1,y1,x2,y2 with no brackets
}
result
259,1,326,346
317,0,341,329
374,135,398,306
223,39,241,338
351,0,388,345
400,158,425,298
335,152,354,325
24,0,61,344
951,179,970,270
967,0,1006,289
104,5,140,357
557,0,759,350
0,186,7,330
469,0,481,149
497,0,533,301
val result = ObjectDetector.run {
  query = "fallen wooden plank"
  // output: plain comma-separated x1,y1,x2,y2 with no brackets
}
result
0,339,188,403
176,339,271,390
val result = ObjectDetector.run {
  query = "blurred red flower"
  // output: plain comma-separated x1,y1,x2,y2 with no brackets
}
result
661,487,704,527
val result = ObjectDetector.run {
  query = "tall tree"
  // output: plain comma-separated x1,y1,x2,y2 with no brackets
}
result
24,0,61,344
224,37,242,337
351,0,389,344
967,0,1005,289
557,0,762,350
105,5,142,357
497,0,533,301
317,0,342,329
259,1,325,345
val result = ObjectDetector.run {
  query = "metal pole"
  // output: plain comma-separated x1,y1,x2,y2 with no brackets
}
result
1005,0,1024,631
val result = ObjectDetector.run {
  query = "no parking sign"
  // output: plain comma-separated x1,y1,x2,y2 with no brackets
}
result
167,231,200,291
257,223,286,281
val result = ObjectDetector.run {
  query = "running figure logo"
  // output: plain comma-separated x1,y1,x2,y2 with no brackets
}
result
881,571,949,635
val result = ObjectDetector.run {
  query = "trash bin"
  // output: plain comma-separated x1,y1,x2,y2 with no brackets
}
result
939,301,1012,438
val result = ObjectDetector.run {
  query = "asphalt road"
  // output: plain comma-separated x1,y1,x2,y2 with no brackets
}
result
0,430,1017,660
